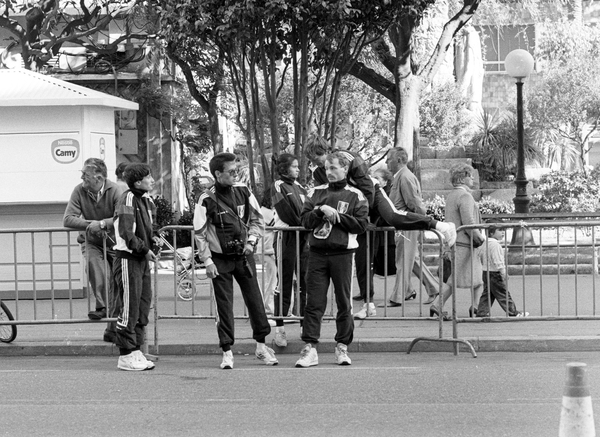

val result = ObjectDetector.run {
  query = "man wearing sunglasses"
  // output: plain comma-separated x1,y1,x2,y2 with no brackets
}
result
194,152,278,369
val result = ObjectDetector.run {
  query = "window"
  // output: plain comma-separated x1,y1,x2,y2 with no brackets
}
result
476,25,536,72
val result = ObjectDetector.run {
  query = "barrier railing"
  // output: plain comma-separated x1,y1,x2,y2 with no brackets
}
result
152,225,476,355
0,227,117,330
408,219,600,356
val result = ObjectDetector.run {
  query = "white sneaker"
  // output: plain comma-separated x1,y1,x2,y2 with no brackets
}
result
295,344,318,368
118,353,148,371
274,328,287,347
353,302,376,319
220,350,234,369
256,346,279,365
268,319,277,327
335,343,351,366
515,311,530,317
132,350,155,370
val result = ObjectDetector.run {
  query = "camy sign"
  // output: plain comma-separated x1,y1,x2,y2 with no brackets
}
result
51,138,80,164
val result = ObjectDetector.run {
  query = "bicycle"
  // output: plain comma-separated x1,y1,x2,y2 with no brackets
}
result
0,300,17,343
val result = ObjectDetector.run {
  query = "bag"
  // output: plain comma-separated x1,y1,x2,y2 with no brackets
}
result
471,232,485,248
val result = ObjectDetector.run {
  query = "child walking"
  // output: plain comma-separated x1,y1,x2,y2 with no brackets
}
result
476,226,528,318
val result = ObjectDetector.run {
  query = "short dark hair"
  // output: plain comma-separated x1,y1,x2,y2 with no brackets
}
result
123,163,151,189
276,153,298,177
83,157,107,178
209,152,237,178
115,162,128,180
487,226,503,237
304,134,330,159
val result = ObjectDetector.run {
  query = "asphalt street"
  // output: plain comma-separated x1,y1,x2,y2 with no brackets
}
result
2,351,599,436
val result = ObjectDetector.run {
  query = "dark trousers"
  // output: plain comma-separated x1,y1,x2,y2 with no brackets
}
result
476,271,518,316
114,257,151,351
212,255,271,350
355,231,375,301
275,231,308,326
302,251,354,346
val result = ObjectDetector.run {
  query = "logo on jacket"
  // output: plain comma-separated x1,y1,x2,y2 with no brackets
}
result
237,205,245,218
337,201,349,214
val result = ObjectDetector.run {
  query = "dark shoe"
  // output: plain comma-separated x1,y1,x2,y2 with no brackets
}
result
430,305,450,321
352,295,365,301
404,291,417,301
424,293,438,305
468,306,478,318
377,300,402,308
88,309,106,320
103,330,116,343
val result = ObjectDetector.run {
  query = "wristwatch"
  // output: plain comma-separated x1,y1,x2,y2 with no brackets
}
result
100,220,106,230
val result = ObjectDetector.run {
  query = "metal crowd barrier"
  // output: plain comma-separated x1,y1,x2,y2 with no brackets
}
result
152,225,467,354
408,219,600,357
0,227,117,329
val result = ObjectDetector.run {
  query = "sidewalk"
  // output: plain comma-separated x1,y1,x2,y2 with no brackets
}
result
3,269,600,357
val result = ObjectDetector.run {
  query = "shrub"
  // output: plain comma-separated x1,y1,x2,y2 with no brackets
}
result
424,195,514,220
530,169,600,213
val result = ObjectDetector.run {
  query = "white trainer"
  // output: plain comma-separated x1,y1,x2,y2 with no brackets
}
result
256,346,279,365
133,350,155,370
274,328,288,347
353,302,376,319
295,344,318,368
220,350,234,369
335,343,351,366
117,353,148,371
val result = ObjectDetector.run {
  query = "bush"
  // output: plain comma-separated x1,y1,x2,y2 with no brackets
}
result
530,169,600,213
424,194,514,220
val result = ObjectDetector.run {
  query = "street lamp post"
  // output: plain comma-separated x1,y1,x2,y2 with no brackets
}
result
504,49,535,214
505,49,535,246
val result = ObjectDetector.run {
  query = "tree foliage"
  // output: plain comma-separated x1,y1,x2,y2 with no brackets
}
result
0,0,147,70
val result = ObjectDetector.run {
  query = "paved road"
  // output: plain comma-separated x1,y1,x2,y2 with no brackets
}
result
1,352,598,436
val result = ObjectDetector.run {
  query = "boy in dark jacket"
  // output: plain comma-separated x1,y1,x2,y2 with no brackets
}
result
113,163,160,371
296,152,369,368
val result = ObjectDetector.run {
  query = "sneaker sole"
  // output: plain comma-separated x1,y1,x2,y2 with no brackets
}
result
295,361,318,368
220,365,233,370
117,365,148,371
337,360,351,366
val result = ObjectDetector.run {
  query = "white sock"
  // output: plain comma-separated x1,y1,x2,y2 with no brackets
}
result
256,342,266,352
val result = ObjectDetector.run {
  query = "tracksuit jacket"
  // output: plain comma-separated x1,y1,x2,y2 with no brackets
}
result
301,179,369,253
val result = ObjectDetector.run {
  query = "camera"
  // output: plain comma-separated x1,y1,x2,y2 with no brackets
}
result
224,239,245,257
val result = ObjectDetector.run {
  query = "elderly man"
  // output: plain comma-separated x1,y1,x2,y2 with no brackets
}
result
384,147,441,307
63,157,123,341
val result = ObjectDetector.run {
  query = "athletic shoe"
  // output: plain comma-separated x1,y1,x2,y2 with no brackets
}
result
220,350,234,369
274,328,288,347
256,346,279,365
353,302,376,320
117,353,148,371
133,350,155,370
295,344,318,368
515,312,529,317
335,343,351,366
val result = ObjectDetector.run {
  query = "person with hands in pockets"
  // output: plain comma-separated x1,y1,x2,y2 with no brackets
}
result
194,152,278,370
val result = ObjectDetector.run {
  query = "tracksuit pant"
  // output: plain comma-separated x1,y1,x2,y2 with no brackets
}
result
302,250,354,346
275,230,308,326
355,231,375,301
211,254,271,351
113,256,151,351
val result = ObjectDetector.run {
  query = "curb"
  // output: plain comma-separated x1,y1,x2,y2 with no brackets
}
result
2,336,600,357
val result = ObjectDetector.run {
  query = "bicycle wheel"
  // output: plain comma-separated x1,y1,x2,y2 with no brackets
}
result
0,301,17,343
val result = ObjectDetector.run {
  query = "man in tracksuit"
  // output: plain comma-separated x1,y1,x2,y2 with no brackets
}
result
113,163,159,371
295,151,369,368
194,152,278,370
305,136,456,319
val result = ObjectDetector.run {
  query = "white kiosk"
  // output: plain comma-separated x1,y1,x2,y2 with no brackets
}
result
0,69,138,298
